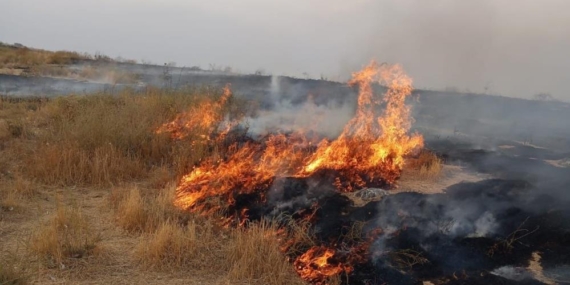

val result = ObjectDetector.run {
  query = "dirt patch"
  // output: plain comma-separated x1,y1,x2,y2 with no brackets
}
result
396,164,489,194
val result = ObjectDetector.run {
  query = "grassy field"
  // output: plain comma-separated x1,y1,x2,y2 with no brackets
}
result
0,88,307,285
0,43,139,83
0,83,443,284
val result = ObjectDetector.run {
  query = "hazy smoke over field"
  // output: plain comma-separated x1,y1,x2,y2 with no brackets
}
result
2,0,569,100
246,75,352,138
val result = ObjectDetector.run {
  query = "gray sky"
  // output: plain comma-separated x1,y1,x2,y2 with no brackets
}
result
2,0,569,99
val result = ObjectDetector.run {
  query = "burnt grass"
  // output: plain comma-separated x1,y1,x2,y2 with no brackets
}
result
222,135,570,285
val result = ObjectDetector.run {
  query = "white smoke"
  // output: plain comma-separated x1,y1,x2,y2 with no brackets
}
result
244,75,353,138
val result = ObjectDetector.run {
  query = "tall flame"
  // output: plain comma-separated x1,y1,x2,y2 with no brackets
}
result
300,62,423,189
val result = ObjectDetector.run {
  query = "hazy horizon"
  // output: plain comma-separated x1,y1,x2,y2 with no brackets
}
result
2,0,569,100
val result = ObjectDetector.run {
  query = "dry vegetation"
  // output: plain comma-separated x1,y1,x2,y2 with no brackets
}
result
0,88,307,285
0,43,139,84
407,150,443,179
0,42,131,69
29,203,101,268
0,44,86,68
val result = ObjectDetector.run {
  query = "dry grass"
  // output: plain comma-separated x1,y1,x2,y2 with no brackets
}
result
0,86,308,285
130,189,304,284
112,184,189,233
17,87,243,186
26,141,146,186
135,219,219,270
0,175,36,212
0,45,86,68
29,203,100,268
0,263,27,285
0,44,134,69
409,150,443,178
388,249,430,270
280,215,317,256
224,222,305,285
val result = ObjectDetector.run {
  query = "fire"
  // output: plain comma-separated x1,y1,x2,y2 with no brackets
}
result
156,85,234,140
158,61,423,283
294,246,348,284
300,62,423,188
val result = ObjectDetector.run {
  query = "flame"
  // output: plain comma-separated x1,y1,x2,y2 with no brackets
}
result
156,85,233,140
293,246,348,284
300,62,423,188
158,61,424,283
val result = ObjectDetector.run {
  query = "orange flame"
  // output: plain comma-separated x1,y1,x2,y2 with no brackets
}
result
156,85,233,140
293,246,348,284
300,62,423,188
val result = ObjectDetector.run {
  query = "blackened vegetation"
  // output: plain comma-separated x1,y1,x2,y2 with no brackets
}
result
219,132,570,284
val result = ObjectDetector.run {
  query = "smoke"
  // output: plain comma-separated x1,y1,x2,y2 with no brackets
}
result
491,266,534,282
4,0,569,99
243,76,353,138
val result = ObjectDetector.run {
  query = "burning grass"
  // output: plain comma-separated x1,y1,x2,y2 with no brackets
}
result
0,61,458,284
153,62,425,283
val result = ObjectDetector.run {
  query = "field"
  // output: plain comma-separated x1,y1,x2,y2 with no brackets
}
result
0,89,312,285
2,44,570,285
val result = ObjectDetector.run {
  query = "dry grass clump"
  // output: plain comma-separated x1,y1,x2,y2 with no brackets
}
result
409,150,443,178
224,222,305,285
279,215,317,256
0,175,37,212
112,185,189,233
130,197,304,284
18,87,246,187
29,203,100,268
388,249,430,270
135,219,219,270
0,119,11,141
